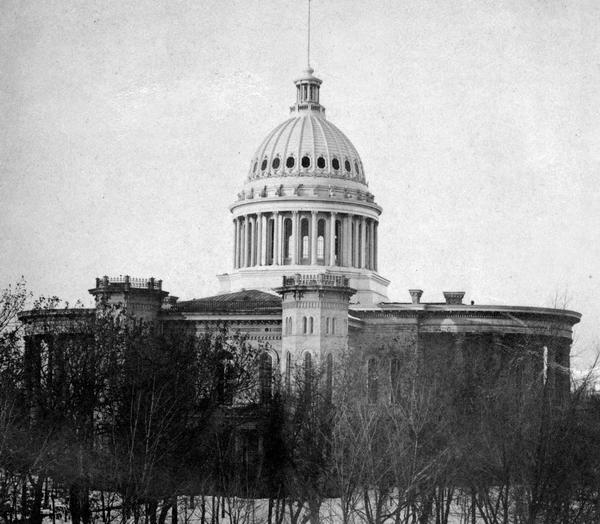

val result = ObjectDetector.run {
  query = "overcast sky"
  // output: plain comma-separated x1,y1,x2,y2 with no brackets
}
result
1,0,599,367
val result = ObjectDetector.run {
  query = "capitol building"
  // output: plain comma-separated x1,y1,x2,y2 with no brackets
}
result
20,62,581,404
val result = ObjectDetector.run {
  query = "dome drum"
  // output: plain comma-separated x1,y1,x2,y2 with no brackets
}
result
219,66,390,304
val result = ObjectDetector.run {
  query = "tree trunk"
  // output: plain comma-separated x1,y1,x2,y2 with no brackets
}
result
158,500,171,524
70,484,81,524
171,496,178,524
29,476,44,524
148,499,158,524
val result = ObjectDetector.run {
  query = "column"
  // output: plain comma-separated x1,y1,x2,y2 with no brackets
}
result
292,211,300,264
329,211,337,266
260,214,267,266
310,211,318,265
233,219,238,269
250,215,256,266
353,217,359,267
273,211,280,265
369,220,375,270
256,213,262,266
374,221,378,271
360,216,366,268
344,215,352,267
243,216,249,267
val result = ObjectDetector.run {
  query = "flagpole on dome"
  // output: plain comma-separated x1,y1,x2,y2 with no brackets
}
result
307,0,311,70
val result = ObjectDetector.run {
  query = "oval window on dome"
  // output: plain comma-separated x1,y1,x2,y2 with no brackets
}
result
253,161,257,173
317,156,326,169
286,156,295,168
354,161,360,175
345,160,351,172
272,157,280,170
301,156,311,168
332,158,340,170
261,159,267,171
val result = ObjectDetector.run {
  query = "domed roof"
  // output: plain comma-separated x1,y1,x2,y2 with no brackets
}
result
246,69,367,186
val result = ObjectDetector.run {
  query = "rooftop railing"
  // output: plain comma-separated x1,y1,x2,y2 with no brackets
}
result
95,275,163,291
282,273,349,288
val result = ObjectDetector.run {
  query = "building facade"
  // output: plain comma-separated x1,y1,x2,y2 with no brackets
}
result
20,65,581,406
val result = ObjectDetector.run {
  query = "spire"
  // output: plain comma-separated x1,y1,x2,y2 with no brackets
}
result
290,0,325,116
307,0,311,70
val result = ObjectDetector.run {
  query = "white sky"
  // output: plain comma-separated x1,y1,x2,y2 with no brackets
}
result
1,0,599,367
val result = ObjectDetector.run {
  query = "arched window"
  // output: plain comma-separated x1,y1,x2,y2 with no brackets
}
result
303,316,307,334
283,218,293,262
326,353,333,404
367,358,378,403
335,219,342,264
267,217,275,265
390,358,400,403
331,318,336,335
317,219,326,260
309,316,314,334
259,352,273,403
326,318,330,335
301,218,309,260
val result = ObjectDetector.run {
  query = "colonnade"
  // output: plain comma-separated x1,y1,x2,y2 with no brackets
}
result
233,211,378,271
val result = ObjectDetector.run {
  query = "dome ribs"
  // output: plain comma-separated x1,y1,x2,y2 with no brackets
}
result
281,117,302,174
313,114,330,169
246,112,367,183
268,118,295,174
253,118,292,178
297,114,308,172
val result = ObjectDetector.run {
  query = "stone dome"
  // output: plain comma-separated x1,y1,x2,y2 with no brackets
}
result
246,68,366,186
247,114,366,185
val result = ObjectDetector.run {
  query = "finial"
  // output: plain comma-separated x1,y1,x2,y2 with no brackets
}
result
307,0,311,69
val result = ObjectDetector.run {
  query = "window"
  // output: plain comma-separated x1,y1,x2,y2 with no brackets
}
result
301,218,309,259
261,159,267,171
272,157,280,169
303,316,307,334
253,161,257,173
332,157,340,170
317,156,326,169
367,358,378,403
317,219,325,260
354,161,360,176
301,155,311,168
286,156,295,168
331,318,336,335
326,318,330,335
309,317,314,334
345,159,351,172
283,218,292,261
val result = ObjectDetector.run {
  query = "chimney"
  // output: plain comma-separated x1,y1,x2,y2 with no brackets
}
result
443,291,465,305
409,289,423,304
